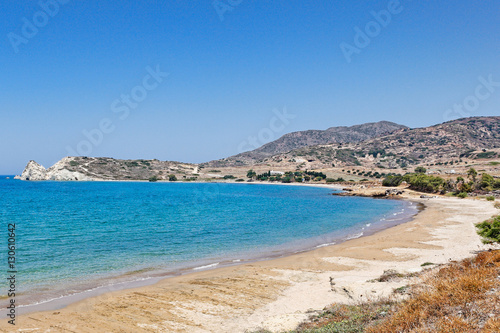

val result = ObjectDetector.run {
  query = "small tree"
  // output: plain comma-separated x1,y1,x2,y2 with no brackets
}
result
247,169,256,179
415,166,427,174
168,174,177,181
467,168,478,182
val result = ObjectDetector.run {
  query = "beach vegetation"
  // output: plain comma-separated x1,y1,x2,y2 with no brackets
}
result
223,175,236,179
486,196,495,201
457,192,468,198
476,215,500,243
168,174,177,181
402,173,445,193
148,176,158,182
382,175,403,187
235,178,244,182
291,250,500,332
247,169,257,179
479,173,495,190
467,167,478,182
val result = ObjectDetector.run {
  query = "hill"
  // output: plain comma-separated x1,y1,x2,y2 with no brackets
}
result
204,121,407,167
262,116,500,170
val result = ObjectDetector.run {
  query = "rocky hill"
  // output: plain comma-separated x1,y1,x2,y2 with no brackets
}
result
15,157,196,181
15,117,500,181
263,116,500,170
204,121,407,167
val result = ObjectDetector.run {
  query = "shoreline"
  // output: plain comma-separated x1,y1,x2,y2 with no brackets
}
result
1,184,415,317
2,192,498,332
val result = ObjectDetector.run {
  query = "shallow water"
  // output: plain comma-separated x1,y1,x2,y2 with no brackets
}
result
0,178,415,310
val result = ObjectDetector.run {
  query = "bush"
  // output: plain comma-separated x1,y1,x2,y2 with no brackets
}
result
480,173,495,190
476,216,500,243
235,178,244,182
223,175,236,179
168,174,177,181
403,173,445,193
148,176,158,182
69,161,79,167
415,166,427,174
325,178,336,183
486,196,495,201
382,175,403,187
457,192,468,198
247,169,256,179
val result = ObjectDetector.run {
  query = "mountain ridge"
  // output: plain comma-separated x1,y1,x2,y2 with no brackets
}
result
205,120,408,167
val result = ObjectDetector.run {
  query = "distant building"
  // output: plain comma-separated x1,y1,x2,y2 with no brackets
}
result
270,170,285,176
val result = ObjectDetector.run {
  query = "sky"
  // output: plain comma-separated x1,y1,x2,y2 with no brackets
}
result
1,0,499,174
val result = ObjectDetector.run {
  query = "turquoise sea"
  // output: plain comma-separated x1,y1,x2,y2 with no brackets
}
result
0,176,416,312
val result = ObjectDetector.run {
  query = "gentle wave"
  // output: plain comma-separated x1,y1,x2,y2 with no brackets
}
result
193,262,220,270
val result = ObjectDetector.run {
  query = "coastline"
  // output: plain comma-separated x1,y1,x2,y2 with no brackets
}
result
0,183,413,316
1,192,498,332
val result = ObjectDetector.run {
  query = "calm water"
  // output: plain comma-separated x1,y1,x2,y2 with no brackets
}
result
0,177,415,309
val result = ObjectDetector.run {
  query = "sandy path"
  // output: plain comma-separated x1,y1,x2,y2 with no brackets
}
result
1,195,498,333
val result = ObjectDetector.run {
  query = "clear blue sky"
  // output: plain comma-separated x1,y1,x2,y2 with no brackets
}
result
1,1,499,174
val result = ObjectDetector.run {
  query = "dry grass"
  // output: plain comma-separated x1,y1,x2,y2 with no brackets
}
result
290,250,500,333
367,250,500,332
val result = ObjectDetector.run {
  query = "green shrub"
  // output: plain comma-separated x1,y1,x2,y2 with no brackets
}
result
325,178,336,183
247,169,256,179
415,166,427,174
403,173,445,193
476,216,500,243
223,175,236,179
235,178,244,182
457,192,468,198
69,161,79,167
148,176,158,182
382,175,403,187
168,175,177,181
486,196,495,201
480,173,495,190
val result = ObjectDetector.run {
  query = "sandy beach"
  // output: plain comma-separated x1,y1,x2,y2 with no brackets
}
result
1,192,498,333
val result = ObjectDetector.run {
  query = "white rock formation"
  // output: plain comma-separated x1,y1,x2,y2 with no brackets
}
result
16,160,47,180
15,158,96,181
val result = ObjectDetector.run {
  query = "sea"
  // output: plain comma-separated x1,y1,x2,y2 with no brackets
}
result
0,176,417,314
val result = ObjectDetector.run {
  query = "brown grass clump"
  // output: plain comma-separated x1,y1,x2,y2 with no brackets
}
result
366,250,500,332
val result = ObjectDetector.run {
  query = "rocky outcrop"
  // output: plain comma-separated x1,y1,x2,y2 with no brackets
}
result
15,160,47,180
15,158,96,181
15,156,197,181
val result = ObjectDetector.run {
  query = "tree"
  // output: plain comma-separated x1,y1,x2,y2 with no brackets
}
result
247,169,256,179
467,168,478,182
415,166,427,174
168,174,177,181
480,173,495,190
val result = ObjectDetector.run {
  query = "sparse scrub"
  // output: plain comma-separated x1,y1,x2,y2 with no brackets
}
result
476,215,500,243
292,250,500,333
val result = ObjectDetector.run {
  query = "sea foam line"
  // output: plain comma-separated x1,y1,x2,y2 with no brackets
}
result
193,262,219,270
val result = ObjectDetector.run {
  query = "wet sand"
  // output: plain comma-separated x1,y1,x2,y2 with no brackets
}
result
1,193,498,332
